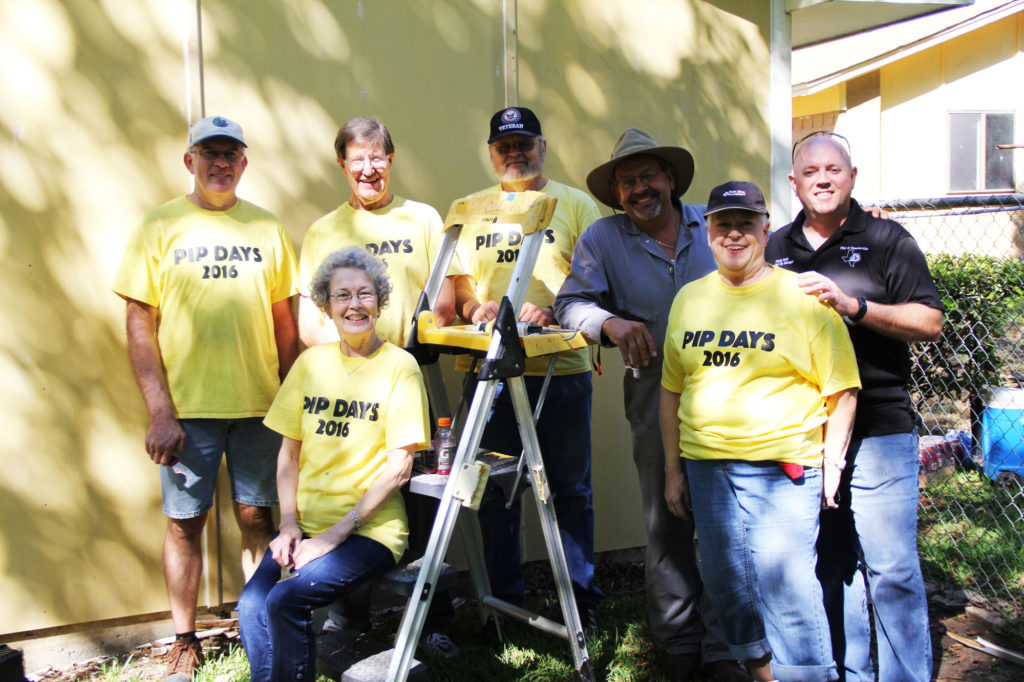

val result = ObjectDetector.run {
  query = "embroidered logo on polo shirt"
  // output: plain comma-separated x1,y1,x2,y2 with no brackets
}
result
840,245,867,268
772,257,793,267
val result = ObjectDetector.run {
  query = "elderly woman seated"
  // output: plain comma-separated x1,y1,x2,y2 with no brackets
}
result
238,246,430,681
660,182,860,682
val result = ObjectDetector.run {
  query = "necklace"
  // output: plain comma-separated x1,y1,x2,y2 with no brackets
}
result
340,337,382,379
342,355,366,380
653,237,675,251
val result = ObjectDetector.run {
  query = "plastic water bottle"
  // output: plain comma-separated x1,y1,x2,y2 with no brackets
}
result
435,417,455,475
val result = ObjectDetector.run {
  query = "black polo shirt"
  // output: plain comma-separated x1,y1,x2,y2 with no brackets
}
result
765,199,943,439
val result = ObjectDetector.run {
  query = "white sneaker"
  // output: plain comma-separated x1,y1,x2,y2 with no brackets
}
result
421,631,460,658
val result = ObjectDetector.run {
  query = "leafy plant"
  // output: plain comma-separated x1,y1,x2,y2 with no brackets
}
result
911,255,1024,404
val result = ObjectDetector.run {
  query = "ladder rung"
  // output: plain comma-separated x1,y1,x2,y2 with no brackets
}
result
481,595,570,640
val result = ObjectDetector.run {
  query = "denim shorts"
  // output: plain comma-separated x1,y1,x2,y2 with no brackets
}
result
161,417,280,519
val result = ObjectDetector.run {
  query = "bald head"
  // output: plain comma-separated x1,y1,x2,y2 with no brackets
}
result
789,134,857,226
792,134,853,171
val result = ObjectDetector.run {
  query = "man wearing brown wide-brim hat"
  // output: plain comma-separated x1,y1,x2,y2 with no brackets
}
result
585,128,695,210
556,129,748,681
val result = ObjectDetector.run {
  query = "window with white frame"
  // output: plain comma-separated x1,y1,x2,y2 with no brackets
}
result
949,112,1015,193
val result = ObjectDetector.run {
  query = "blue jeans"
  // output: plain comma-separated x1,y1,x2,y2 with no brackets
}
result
476,372,602,609
238,535,395,682
817,432,931,682
685,459,837,682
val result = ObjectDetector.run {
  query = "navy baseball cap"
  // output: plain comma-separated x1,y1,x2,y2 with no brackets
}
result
488,107,543,143
704,181,769,218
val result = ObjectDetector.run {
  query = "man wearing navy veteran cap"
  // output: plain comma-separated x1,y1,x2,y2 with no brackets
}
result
114,116,299,681
660,180,859,681
453,106,604,636
557,129,751,681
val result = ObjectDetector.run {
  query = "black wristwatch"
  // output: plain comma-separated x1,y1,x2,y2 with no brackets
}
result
850,296,868,322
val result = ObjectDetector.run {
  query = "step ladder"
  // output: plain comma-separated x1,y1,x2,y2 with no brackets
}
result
379,191,595,681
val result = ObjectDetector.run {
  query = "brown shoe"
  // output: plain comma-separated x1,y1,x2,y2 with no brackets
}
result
703,659,753,682
162,637,204,681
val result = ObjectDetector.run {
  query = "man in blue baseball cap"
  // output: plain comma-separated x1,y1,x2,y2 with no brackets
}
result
114,116,299,681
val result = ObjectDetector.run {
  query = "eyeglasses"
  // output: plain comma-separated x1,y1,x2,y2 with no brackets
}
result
490,139,537,155
192,148,244,163
791,130,852,161
613,170,661,192
329,290,377,304
346,155,390,172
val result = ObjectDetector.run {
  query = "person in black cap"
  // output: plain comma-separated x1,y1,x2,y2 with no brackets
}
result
767,132,943,682
556,129,748,682
452,106,604,635
660,180,860,681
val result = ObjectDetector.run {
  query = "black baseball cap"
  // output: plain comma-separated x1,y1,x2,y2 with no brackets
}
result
704,181,769,218
488,107,543,143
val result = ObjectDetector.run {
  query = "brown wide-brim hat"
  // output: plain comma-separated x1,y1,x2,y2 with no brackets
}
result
586,128,695,210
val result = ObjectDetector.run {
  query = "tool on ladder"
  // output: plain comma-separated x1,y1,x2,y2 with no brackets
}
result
381,190,595,681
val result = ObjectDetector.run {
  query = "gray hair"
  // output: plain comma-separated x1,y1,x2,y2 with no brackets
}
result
334,117,394,159
310,246,392,314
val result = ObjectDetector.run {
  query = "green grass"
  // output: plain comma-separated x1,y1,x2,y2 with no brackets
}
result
371,561,671,681
919,469,1024,619
84,560,671,680
91,655,139,681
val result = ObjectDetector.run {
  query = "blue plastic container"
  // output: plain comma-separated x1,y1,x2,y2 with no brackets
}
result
981,387,1024,481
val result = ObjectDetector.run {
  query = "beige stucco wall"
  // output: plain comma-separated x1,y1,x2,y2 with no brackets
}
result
0,0,771,635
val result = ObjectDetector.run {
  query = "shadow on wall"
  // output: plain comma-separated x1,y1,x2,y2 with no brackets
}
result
0,0,768,635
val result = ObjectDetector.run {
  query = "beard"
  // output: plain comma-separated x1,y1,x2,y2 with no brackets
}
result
626,192,663,221
499,160,541,184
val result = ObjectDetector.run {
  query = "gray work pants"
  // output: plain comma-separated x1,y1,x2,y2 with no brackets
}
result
623,371,731,660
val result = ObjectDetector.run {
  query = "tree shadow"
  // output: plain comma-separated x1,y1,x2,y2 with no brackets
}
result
0,0,772,638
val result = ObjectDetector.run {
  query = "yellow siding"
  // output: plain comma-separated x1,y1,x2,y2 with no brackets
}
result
944,18,1019,84
793,86,845,118
0,0,771,635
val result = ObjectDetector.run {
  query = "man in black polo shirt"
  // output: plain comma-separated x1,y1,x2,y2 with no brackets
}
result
765,132,943,682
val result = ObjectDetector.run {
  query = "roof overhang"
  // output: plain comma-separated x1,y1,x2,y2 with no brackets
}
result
789,0,974,47
792,0,1017,96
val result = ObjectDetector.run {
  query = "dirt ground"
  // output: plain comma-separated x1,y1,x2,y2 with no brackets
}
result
930,602,1024,681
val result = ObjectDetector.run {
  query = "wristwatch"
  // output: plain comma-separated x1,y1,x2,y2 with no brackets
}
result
850,296,868,322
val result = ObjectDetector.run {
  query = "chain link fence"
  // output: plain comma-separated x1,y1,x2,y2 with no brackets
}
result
879,194,1024,620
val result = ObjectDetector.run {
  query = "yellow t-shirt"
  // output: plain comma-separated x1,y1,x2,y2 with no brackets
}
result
113,197,299,418
299,196,450,347
661,267,861,466
263,342,430,563
455,181,599,375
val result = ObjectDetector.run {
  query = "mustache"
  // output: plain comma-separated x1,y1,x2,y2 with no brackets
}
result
628,190,658,203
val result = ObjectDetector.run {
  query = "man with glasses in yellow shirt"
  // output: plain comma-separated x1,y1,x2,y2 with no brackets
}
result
297,117,455,349
114,116,299,681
